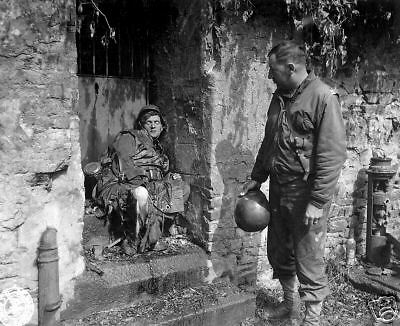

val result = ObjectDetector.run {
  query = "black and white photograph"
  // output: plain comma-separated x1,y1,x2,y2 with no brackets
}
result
1,0,400,325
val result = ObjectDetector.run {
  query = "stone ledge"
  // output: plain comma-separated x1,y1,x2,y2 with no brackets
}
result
61,281,255,326
347,265,400,300
60,247,210,321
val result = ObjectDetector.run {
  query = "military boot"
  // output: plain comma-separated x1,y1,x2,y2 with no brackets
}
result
261,277,300,321
301,301,323,326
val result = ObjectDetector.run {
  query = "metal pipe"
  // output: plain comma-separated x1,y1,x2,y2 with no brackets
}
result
38,227,62,326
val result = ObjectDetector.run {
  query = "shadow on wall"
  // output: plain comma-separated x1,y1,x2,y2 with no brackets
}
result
78,76,146,167
78,76,147,197
211,136,260,286
86,82,103,165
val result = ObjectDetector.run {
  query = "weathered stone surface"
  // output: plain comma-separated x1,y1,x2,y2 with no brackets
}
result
0,2,84,324
3,1,400,318
359,70,399,93
328,218,349,233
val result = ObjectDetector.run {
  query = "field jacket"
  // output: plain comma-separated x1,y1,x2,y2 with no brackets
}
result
112,129,169,182
251,72,347,208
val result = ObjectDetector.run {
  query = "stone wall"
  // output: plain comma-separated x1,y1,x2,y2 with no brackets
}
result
0,0,84,323
205,1,290,286
191,0,400,286
204,0,400,281
149,0,210,247
149,0,291,287
81,0,400,290
329,0,400,258
2,2,398,318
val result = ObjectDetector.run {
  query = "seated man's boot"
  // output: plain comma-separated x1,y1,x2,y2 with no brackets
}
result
121,238,137,256
261,277,300,320
301,301,323,326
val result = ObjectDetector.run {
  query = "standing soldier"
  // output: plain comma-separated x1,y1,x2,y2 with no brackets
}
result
241,41,347,325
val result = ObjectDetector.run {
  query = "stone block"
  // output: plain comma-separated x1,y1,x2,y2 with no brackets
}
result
227,239,243,253
206,241,228,255
326,233,345,249
243,246,259,257
328,218,348,233
206,227,236,241
207,196,223,209
329,204,340,218
364,92,379,104
235,227,248,238
0,231,18,257
341,94,364,107
379,93,394,105
0,263,18,280
204,219,219,233
242,233,263,247
360,71,396,93
0,208,26,232
205,207,222,221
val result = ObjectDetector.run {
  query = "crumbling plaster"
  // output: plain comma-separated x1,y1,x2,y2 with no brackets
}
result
0,1,85,323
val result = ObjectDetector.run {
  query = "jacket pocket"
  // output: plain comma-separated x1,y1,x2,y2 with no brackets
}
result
291,110,314,134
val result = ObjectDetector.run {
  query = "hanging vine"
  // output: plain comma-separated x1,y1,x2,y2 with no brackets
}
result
204,0,255,72
286,0,359,76
203,0,359,76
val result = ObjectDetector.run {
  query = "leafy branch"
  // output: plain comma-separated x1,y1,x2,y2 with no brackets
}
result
286,0,359,76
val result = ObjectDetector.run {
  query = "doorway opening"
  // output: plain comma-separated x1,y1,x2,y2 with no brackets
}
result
75,0,197,263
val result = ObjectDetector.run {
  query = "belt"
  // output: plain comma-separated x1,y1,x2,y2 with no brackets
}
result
146,168,163,181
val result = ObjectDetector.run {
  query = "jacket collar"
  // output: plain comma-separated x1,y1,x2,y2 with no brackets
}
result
276,71,317,101
134,129,163,152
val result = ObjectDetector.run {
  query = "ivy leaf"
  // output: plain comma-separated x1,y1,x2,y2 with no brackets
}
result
242,9,253,23
90,22,95,38
320,9,329,18
101,35,109,47
110,27,116,39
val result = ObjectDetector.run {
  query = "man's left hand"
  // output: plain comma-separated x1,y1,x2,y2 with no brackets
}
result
304,203,324,226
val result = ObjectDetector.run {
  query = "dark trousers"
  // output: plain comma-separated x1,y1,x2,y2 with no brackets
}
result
267,178,330,302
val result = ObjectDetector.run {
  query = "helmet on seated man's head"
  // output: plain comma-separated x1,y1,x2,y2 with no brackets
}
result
135,104,167,136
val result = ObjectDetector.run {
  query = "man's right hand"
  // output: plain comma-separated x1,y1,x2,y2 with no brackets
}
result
239,180,261,197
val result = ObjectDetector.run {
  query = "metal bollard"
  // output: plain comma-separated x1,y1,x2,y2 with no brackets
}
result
38,227,62,326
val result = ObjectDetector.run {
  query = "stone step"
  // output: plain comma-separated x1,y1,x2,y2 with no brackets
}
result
61,240,238,322
61,281,256,326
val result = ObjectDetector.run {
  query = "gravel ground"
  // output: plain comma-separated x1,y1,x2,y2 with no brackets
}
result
72,257,391,326
241,259,395,326
64,282,239,326
81,202,396,325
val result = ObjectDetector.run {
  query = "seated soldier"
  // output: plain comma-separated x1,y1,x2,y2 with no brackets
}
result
89,104,189,255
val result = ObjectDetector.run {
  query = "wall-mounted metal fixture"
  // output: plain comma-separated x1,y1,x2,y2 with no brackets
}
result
38,227,62,326
366,156,396,267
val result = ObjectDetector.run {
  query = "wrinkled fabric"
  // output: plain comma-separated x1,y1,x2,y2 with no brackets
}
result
251,71,347,208
267,179,330,302
251,72,346,304
112,129,169,182
93,129,184,252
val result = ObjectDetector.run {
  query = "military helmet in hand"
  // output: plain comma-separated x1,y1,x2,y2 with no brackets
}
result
234,190,270,232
